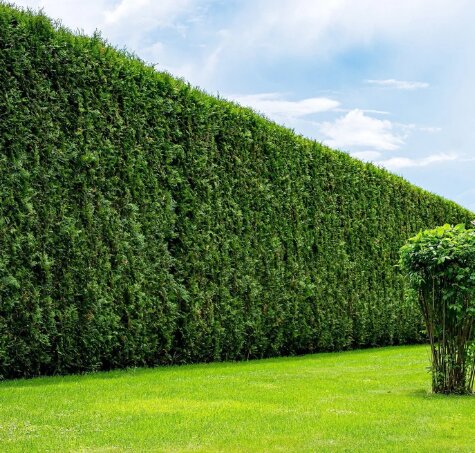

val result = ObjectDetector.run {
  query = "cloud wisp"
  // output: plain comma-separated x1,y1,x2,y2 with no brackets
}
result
229,93,340,120
376,153,458,170
365,79,429,90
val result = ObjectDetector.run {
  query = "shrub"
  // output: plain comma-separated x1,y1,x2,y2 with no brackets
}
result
0,5,473,378
399,224,475,394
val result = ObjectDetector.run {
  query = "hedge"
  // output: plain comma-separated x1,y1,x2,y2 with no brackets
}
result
0,4,473,378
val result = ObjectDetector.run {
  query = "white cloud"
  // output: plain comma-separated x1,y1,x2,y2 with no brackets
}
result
365,79,429,90
229,93,340,120
377,153,458,170
104,0,191,29
319,109,404,151
10,0,197,43
230,0,468,57
11,0,111,34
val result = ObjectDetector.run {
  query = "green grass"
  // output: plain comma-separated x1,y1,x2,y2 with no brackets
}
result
0,345,473,452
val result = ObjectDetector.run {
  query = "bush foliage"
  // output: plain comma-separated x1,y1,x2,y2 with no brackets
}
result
399,225,475,394
0,5,473,378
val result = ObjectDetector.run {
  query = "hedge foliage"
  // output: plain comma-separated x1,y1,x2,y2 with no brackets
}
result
0,5,473,378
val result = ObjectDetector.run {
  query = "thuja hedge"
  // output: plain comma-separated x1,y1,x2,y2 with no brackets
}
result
0,5,473,378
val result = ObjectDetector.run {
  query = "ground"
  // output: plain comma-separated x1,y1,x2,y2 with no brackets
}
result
0,345,473,452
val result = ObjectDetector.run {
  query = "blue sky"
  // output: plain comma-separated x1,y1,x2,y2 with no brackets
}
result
11,0,475,211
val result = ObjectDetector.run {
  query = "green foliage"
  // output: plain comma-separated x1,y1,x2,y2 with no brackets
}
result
0,4,473,378
399,224,475,393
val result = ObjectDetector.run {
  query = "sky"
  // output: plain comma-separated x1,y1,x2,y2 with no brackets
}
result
9,0,475,212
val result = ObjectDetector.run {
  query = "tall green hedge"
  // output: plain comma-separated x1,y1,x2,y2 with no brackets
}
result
0,5,473,378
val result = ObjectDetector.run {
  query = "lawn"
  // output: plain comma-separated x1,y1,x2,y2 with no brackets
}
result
0,345,473,452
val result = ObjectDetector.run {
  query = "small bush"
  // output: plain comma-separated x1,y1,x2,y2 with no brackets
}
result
399,224,475,394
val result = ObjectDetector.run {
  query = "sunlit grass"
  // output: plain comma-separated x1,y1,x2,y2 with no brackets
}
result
0,345,474,452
